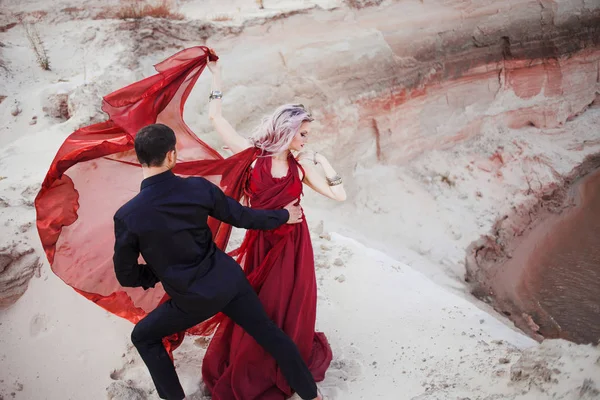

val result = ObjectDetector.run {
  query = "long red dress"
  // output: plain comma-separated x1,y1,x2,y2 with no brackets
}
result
202,154,332,399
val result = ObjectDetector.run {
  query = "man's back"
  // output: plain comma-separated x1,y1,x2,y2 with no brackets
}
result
113,170,288,310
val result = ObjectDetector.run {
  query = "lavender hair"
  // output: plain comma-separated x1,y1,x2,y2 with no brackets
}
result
250,104,314,154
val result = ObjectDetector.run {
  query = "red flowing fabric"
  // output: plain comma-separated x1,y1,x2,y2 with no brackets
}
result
202,155,333,400
34,46,258,352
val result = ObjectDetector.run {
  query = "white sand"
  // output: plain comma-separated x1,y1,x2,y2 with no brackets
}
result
1,0,599,399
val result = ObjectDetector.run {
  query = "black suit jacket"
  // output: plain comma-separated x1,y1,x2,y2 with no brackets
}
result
113,170,289,312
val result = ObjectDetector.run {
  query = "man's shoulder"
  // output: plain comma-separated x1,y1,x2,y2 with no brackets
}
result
182,175,210,186
181,176,215,193
114,194,143,220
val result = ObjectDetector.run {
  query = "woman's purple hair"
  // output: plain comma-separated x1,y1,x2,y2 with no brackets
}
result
250,104,313,154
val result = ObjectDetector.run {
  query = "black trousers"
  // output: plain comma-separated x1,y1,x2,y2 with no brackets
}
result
130,278,318,400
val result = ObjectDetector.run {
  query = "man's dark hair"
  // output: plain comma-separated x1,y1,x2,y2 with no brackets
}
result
134,124,177,167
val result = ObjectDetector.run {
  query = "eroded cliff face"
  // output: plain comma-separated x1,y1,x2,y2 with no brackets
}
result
0,0,599,320
306,1,600,167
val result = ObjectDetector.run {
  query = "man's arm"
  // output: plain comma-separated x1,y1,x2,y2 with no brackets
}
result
113,216,159,289
207,181,290,230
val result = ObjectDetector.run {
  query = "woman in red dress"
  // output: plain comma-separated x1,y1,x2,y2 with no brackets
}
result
201,58,347,399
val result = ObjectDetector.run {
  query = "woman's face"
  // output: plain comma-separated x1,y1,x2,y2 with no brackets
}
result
289,121,311,152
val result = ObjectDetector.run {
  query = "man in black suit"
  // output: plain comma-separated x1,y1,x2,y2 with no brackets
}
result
113,124,321,400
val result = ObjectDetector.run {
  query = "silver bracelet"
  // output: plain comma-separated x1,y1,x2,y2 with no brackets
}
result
209,90,222,100
326,174,343,186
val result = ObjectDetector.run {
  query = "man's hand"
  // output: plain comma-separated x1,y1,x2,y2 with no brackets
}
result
284,200,303,224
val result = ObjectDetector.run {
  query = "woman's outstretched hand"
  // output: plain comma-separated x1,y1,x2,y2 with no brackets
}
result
207,48,220,74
